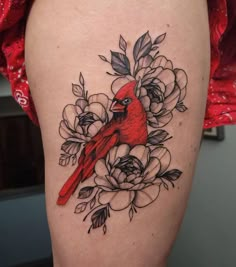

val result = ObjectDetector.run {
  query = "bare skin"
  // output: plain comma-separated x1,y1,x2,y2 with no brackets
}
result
25,0,210,266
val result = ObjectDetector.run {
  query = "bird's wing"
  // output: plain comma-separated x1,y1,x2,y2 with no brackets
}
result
57,123,119,205
81,127,119,180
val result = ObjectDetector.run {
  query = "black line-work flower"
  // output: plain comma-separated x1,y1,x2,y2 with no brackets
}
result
94,144,170,210
59,74,112,166
74,143,182,233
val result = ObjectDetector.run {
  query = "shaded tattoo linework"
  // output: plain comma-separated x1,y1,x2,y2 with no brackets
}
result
58,32,188,234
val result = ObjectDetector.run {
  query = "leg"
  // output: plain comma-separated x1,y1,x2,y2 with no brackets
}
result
25,1,210,266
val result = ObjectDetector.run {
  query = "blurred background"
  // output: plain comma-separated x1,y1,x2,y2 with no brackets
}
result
0,75,236,267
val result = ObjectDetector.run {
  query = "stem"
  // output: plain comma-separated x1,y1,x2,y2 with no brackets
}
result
163,136,173,142
87,225,93,234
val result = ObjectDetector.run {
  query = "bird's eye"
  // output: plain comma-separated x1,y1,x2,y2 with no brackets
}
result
122,98,132,105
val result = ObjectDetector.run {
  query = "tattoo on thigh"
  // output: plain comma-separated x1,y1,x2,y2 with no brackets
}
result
57,32,188,234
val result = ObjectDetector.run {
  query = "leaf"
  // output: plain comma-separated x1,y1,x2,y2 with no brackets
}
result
119,35,127,52
163,182,169,190
103,224,107,234
79,72,84,86
111,51,131,75
99,55,108,62
90,196,96,209
59,154,71,166
129,207,134,222
91,207,108,229
72,83,84,97
61,141,81,155
176,102,188,112
72,154,77,166
74,202,87,214
153,33,166,45
163,169,182,181
133,31,152,61
78,187,94,199
147,130,169,145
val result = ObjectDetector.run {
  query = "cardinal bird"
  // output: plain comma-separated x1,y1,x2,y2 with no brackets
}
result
57,80,148,205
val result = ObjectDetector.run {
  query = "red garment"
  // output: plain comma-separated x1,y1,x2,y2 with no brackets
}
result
205,0,236,128
1,0,236,128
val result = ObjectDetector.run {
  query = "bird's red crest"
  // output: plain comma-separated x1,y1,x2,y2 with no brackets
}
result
114,80,137,100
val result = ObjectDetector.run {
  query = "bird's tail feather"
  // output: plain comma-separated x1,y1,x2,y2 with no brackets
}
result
57,165,83,205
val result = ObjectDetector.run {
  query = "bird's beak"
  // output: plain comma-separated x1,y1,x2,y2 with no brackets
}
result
110,101,125,112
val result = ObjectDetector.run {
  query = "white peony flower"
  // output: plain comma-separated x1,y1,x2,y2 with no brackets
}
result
94,144,171,211
59,93,112,155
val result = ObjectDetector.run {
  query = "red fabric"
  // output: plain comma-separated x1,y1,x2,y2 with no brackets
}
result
0,0,236,129
0,0,38,124
205,0,236,128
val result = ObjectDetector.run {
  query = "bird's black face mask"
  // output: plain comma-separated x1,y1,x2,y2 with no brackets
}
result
111,98,130,122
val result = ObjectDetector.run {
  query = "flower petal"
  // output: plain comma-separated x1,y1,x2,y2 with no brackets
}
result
119,182,134,189
143,158,161,182
133,184,160,208
179,87,187,103
94,159,109,176
139,87,147,98
59,121,73,139
117,171,127,184
175,69,188,102
99,191,135,211
106,175,119,188
175,69,188,89
98,186,113,192
159,112,173,127
112,168,121,178
154,80,165,93
84,102,107,122
150,147,171,174
94,176,113,190
129,145,150,168
140,95,150,111
131,183,146,190
75,99,88,111
150,112,173,128
108,144,130,166
62,104,82,130
73,133,89,142
87,120,103,137
132,177,144,184
150,102,163,114
111,76,135,95
138,55,153,69
135,67,151,81
157,69,175,97
126,174,137,182
162,86,180,111
151,56,173,69
88,93,110,109
74,117,84,134
142,67,163,86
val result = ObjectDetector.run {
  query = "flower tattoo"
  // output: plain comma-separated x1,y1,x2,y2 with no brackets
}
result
57,32,188,234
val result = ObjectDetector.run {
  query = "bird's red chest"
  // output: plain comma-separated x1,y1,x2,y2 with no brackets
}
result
118,115,148,146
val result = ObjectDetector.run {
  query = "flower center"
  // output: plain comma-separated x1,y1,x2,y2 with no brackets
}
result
78,112,96,126
146,83,164,103
114,155,144,176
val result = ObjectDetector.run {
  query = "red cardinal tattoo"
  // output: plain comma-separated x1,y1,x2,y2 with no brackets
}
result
57,32,188,234
57,81,148,205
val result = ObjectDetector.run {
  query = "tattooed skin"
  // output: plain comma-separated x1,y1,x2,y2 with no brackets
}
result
58,32,188,234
